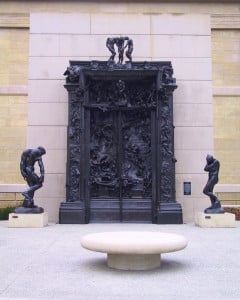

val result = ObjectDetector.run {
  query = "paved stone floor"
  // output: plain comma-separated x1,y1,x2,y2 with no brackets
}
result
0,221,239,300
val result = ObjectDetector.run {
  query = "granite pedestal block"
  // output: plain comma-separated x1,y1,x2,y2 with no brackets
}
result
195,212,236,228
8,212,48,228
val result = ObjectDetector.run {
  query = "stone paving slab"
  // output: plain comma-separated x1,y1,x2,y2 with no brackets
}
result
0,221,239,300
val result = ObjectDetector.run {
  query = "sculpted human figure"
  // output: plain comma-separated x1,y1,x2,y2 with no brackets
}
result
15,146,46,214
203,154,224,214
125,38,133,62
115,37,127,64
106,37,116,62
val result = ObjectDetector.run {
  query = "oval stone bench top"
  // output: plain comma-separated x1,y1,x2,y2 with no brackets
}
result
81,231,187,254
81,231,188,270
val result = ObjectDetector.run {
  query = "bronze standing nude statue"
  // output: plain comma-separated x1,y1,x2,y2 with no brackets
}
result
203,154,224,214
14,146,46,214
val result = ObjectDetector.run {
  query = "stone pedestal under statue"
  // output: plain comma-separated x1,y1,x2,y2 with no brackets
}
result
195,212,236,228
8,212,48,228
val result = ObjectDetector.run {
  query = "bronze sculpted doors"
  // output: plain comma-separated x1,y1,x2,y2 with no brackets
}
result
59,61,183,224
89,110,153,199
85,77,154,222
88,108,153,222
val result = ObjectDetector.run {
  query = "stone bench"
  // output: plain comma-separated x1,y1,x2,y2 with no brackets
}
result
81,231,188,270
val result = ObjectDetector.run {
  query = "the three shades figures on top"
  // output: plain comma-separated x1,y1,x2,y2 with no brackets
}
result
106,36,133,64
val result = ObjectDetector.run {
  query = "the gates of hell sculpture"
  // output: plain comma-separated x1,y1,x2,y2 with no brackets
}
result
59,37,183,224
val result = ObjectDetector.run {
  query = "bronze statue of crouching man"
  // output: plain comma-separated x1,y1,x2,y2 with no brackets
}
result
14,146,46,214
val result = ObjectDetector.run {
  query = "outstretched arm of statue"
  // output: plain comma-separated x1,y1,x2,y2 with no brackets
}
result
20,155,27,179
38,158,45,183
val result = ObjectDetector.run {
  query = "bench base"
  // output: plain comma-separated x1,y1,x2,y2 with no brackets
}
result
107,253,161,270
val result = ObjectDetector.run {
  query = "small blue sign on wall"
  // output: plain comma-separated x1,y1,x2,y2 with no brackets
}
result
184,182,191,195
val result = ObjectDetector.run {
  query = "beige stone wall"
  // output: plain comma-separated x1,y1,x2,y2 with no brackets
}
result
218,193,240,206
0,95,27,182
0,1,239,15
0,193,23,209
212,28,240,204
0,184,27,211
214,96,240,183
0,18,29,208
0,13,29,208
212,30,240,86
0,28,28,184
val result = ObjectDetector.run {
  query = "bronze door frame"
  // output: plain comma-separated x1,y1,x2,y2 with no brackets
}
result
59,61,183,224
